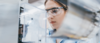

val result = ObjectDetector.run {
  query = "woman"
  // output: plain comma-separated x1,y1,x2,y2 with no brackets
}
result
45,0,67,30
45,0,78,43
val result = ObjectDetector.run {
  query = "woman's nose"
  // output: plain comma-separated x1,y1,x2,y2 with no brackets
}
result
48,15,55,19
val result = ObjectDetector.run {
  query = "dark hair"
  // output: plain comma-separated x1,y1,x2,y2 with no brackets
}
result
44,0,68,11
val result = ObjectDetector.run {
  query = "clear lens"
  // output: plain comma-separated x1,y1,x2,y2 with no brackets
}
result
47,9,61,17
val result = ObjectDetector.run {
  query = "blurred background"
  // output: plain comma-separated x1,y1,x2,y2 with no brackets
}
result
0,0,100,43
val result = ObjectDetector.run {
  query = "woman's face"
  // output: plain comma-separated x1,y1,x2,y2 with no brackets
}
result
45,0,67,29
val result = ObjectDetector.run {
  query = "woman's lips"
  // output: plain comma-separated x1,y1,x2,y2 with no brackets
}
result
50,21,56,24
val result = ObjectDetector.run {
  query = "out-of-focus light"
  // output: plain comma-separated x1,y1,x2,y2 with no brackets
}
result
21,4,44,16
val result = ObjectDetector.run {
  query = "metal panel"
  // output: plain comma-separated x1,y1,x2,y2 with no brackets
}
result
0,0,19,43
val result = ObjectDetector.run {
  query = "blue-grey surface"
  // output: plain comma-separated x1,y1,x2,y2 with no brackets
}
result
0,0,19,43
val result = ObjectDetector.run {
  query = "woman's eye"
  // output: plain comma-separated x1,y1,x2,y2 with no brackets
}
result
52,9,58,13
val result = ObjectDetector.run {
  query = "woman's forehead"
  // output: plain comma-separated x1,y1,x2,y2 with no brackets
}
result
45,0,61,9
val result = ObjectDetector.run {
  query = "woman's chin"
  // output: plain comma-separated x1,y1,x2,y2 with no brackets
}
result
52,26,59,30
50,24,60,29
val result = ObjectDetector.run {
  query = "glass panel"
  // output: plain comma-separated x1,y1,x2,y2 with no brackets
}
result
19,3,47,43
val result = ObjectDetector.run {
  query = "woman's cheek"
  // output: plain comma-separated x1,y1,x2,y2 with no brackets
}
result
48,18,50,22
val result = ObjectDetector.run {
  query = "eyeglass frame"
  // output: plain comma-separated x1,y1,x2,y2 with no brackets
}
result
46,7,63,11
46,7,64,16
